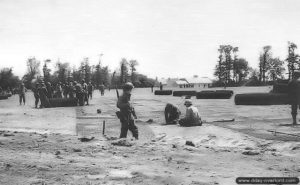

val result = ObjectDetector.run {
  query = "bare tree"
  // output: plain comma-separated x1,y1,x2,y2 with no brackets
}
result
129,59,139,83
287,42,299,80
259,46,272,84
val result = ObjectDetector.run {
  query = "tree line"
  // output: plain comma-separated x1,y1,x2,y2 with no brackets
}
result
0,57,157,90
214,42,300,86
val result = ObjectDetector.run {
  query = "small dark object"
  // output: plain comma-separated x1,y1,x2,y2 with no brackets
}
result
55,151,61,155
111,139,133,147
235,93,290,105
97,109,102,114
185,140,195,147
146,119,154,123
78,137,95,142
154,90,173,95
185,95,191,99
73,148,82,152
173,91,196,97
242,150,260,155
3,133,14,137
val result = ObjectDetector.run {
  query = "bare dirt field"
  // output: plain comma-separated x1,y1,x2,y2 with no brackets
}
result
0,87,299,185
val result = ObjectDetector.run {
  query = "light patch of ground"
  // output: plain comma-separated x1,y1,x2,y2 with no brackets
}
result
0,87,299,185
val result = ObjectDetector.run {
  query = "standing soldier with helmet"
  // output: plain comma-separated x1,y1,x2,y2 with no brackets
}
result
116,82,138,140
288,70,300,125
81,80,89,105
19,82,26,105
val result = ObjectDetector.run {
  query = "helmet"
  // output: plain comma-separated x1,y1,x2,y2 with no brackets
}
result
123,82,134,90
184,100,192,106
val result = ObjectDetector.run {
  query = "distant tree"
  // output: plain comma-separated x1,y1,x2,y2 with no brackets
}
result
223,45,233,83
43,59,51,82
119,58,129,85
267,57,285,81
259,46,272,84
233,58,249,83
0,68,20,89
214,45,226,81
101,66,109,85
286,42,300,80
54,61,70,84
129,60,139,83
232,47,239,83
23,57,41,88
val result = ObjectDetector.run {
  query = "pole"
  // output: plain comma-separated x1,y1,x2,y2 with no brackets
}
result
102,120,105,135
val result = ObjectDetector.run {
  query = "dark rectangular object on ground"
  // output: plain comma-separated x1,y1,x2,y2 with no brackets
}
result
154,90,173,95
196,91,233,99
272,83,289,94
173,91,196,97
0,95,8,100
235,93,290,105
49,98,78,107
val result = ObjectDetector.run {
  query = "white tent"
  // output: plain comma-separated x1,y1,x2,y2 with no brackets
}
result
186,76,212,88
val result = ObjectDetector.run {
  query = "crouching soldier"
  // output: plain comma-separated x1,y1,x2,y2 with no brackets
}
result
164,103,181,124
288,71,300,125
179,100,202,127
117,82,138,139
38,82,51,108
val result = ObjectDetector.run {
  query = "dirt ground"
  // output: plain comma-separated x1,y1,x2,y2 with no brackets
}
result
0,87,299,185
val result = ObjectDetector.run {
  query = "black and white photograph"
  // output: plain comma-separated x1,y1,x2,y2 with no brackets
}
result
0,0,300,184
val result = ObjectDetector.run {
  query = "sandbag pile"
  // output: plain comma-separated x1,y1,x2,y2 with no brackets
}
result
196,90,233,99
173,91,197,97
0,95,8,100
49,98,78,107
154,90,173,95
271,83,288,94
235,93,290,105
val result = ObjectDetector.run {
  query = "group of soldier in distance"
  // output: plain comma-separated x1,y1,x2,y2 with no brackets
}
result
17,80,105,108
2,70,300,140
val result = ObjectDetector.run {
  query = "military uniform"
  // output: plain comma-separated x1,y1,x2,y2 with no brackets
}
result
38,84,51,108
19,84,26,105
117,83,138,139
288,73,300,124
87,83,93,99
33,84,40,108
164,103,180,124
81,82,89,105
179,100,202,127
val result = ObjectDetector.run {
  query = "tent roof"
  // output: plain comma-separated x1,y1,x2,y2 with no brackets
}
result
186,77,212,84
175,80,188,85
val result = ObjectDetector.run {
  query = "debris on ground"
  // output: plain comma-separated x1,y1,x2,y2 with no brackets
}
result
186,140,195,147
111,139,133,147
146,119,154,123
78,137,95,142
3,133,14,137
73,148,82,152
242,150,260,156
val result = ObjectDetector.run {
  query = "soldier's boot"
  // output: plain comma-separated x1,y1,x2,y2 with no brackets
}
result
292,114,297,125
120,123,128,138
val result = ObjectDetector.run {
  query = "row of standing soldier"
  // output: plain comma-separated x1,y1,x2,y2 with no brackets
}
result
32,80,95,108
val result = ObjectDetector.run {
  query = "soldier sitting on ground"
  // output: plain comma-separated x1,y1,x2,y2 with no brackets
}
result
179,100,202,127
164,103,181,124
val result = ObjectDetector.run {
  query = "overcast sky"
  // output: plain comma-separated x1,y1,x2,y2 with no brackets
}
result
1,0,300,79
